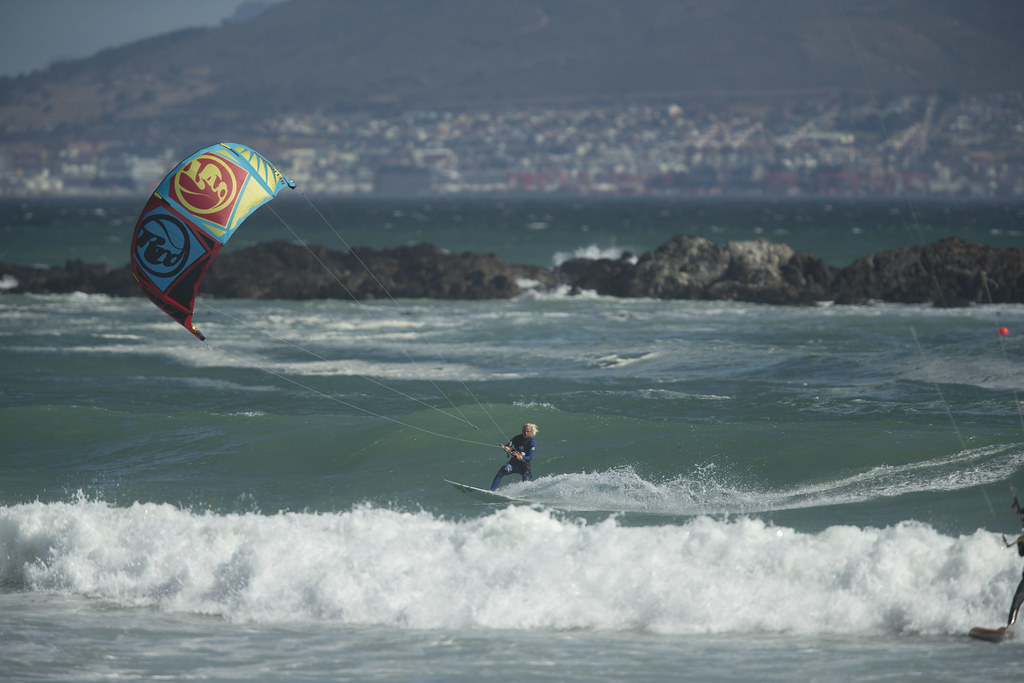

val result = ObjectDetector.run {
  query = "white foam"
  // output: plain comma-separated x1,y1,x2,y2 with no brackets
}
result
552,244,638,267
511,447,1024,516
770,444,1024,509
1,498,1019,635
515,283,604,300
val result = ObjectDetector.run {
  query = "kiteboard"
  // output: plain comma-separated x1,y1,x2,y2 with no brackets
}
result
444,479,523,504
968,626,1014,643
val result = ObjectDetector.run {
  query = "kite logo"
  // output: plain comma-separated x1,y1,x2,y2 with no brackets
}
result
135,213,192,280
170,153,243,222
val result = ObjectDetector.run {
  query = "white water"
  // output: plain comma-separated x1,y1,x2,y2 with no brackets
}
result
2,498,1019,636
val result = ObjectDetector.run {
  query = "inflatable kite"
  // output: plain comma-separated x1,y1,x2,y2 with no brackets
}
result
130,143,295,340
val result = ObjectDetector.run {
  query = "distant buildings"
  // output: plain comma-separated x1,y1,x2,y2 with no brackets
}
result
1,92,1022,199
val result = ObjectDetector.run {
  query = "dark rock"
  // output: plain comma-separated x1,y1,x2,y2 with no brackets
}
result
202,241,557,300
555,235,836,305
0,260,138,297
555,252,638,297
3,235,1023,306
829,237,1024,305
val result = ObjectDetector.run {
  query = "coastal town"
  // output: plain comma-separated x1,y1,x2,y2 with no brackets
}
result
2,91,1022,199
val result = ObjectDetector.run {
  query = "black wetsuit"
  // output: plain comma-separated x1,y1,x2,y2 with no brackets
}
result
490,434,535,490
1008,534,1024,626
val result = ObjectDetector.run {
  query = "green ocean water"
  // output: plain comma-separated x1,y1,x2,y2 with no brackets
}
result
2,198,1024,680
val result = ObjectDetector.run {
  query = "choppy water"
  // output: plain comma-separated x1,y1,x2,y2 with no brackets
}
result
2,198,1024,681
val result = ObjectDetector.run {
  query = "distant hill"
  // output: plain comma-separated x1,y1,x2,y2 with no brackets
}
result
1,0,1022,139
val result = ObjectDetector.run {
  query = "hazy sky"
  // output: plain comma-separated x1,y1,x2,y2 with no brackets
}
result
0,0,267,77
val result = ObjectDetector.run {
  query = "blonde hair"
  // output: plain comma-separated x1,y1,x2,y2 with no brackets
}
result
523,423,538,437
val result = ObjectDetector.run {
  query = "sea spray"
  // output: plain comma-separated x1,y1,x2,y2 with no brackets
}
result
2,498,1018,635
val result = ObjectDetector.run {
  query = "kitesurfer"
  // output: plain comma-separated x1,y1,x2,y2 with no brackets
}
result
1006,496,1024,626
491,423,538,490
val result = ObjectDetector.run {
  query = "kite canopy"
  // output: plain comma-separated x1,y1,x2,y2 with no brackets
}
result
130,143,295,340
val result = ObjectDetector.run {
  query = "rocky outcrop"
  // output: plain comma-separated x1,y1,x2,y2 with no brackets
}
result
830,237,1024,305
0,259,138,297
203,241,557,300
556,236,834,305
2,236,1023,305
0,241,557,301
